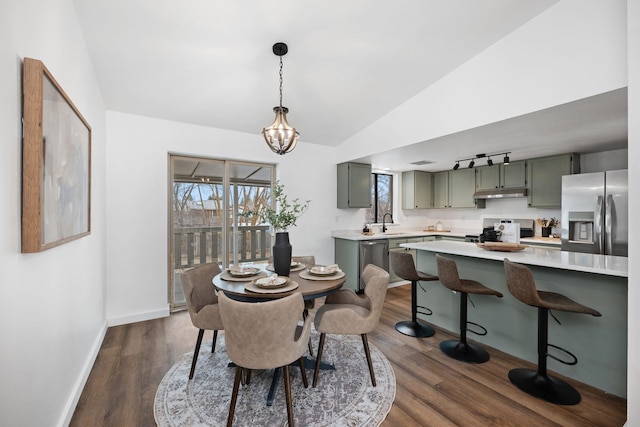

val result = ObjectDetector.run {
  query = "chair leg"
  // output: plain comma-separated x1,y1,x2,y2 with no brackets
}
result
313,333,326,387
227,366,242,427
303,309,314,357
439,292,490,364
508,307,581,405
283,365,295,427
212,330,218,353
395,280,435,337
361,334,376,387
298,357,308,388
189,329,205,380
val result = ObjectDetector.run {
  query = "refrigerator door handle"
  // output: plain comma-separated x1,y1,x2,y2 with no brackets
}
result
605,194,613,255
595,195,604,254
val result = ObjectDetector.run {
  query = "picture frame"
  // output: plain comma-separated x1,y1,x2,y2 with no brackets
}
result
22,58,91,253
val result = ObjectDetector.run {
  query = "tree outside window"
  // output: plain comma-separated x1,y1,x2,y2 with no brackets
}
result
366,173,393,223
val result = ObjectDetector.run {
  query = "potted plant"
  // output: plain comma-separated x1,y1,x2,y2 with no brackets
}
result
537,217,559,237
241,181,309,276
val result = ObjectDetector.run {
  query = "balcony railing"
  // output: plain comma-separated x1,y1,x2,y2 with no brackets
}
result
173,225,271,269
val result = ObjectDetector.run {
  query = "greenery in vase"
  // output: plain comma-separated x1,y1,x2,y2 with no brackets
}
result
537,217,559,228
240,181,310,233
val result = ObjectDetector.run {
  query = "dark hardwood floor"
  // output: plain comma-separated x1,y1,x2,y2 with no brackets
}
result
71,285,626,426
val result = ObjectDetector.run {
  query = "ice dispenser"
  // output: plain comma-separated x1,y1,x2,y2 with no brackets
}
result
568,212,594,244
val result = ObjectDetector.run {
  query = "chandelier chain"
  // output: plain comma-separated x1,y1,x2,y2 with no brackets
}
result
278,56,284,107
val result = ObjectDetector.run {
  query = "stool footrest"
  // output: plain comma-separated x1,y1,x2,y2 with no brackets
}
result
439,339,490,363
508,368,581,405
465,320,488,337
395,320,435,338
416,305,433,316
547,343,578,366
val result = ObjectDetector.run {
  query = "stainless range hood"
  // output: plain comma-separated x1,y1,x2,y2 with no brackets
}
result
473,188,528,199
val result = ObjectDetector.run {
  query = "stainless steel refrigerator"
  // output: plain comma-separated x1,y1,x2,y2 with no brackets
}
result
561,169,627,256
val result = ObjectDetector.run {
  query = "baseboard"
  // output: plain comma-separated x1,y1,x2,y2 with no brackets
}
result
107,306,170,327
388,280,410,289
58,320,108,427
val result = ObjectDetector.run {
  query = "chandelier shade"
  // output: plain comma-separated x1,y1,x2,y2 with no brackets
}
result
262,42,299,155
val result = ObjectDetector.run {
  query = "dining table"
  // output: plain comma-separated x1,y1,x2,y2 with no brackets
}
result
212,262,346,406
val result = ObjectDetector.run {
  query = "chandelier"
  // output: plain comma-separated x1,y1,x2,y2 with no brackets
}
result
262,42,299,155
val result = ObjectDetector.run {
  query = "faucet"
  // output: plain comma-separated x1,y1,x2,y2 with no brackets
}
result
382,213,393,233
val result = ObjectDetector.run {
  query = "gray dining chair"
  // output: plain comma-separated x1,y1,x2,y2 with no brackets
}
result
181,262,224,380
219,291,312,427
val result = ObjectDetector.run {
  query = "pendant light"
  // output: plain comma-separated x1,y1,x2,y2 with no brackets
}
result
262,42,299,155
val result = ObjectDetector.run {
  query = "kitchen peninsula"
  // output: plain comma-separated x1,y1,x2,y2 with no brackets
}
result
400,239,628,398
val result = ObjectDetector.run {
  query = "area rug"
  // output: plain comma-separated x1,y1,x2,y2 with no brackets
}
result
154,331,395,426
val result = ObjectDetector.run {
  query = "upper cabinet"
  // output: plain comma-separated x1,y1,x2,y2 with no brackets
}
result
527,154,580,208
337,162,372,208
475,160,526,191
432,169,484,209
402,170,432,209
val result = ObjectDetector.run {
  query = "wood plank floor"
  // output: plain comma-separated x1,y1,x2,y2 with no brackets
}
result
71,285,626,426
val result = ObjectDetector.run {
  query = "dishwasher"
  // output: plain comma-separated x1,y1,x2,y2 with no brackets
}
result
358,239,389,291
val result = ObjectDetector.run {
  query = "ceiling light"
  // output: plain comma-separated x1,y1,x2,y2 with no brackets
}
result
453,162,460,170
487,158,493,166
504,154,510,165
262,42,299,155
468,160,475,168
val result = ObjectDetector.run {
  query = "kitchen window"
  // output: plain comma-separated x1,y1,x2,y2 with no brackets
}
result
366,173,393,224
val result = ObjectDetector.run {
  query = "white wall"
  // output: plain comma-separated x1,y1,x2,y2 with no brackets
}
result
336,0,627,163
105,112,337,325
0,1,107,426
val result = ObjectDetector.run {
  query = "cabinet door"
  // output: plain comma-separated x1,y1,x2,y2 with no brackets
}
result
432,171,449,208
402,171,432,209
337,162,371,208
527,154,579,208
334,239,359,291
501,160,526,189
449,168,476,208
475,165,500,190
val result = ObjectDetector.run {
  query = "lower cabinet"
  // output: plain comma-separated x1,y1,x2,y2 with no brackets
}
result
389,237,427,282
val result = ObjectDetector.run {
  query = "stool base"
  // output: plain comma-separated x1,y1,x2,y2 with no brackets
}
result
439,339,490,363
395,320,435,338
508,368,581,405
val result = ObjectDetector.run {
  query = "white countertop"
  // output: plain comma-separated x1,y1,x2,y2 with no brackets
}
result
331,229,472,241
400,240,628,278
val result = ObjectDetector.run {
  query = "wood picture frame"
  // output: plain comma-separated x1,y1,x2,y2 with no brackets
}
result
22,58,91,253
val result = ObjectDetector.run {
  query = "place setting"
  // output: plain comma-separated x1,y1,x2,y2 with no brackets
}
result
299,264,345,281
220,264,267,282
243,274,299,294
266,260,306,272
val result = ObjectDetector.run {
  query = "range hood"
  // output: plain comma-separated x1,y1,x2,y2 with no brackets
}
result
473,188,528,199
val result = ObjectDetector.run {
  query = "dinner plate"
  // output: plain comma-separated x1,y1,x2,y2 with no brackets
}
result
227,267,261,277
308,266,338,276
253,276,289,289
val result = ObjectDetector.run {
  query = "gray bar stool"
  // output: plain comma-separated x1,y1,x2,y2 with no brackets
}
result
504,259,601,405
390,251,438,337
436,254,503,363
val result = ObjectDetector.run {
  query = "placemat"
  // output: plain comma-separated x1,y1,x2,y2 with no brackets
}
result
298,270,346,281
220,270,268,282
266,263,306,272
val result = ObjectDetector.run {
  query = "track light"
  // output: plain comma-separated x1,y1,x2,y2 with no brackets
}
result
453,152,510,169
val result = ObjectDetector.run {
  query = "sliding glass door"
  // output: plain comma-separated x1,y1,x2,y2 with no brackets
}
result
169,155,275,310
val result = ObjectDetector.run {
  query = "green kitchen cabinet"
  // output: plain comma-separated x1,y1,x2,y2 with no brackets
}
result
337,162,372,208
475,160,526,191
527,154,580,208
402,170,432,209
334,238,359,291
432,169,484,209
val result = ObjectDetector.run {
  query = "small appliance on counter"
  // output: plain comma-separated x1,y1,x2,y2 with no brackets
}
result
478,218,534,243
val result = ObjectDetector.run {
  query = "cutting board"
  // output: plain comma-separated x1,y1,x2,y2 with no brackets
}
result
423,229,451,232
476,242,528,252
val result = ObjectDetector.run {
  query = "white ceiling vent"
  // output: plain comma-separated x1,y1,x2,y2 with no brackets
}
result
410,160,434,165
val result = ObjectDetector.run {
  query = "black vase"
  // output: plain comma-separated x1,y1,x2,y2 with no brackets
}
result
273,232,292,276
541,227,552,237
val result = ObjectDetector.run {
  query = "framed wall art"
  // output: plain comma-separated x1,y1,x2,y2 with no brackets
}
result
22,57,91,253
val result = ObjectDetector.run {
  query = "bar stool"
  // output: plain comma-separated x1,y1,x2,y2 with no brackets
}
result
436,254,503,363
389,251,438,337
504,259,601,405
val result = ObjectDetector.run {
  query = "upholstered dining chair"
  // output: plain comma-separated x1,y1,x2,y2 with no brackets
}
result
218,291,312,427
312,264,389,387
181,262,224,380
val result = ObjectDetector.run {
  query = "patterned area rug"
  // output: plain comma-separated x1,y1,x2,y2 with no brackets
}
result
154,332,395,426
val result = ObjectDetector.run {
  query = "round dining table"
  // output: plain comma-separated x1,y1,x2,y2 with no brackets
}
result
212,264,346,302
